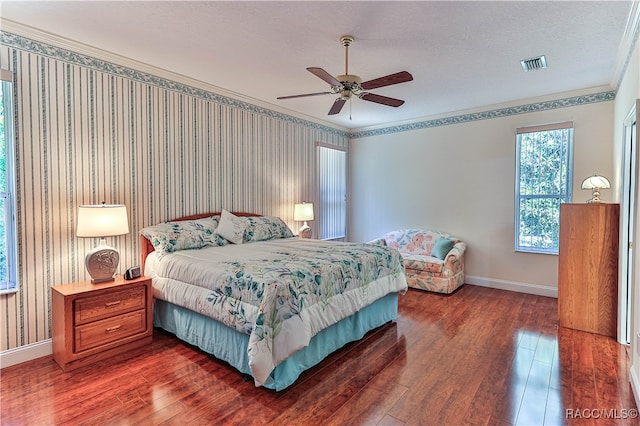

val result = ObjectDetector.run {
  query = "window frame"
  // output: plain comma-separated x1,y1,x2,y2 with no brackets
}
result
0,69,18,295
514,121,574,255
316,142,347,241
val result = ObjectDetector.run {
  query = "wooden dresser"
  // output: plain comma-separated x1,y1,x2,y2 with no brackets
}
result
558,203,619,337
52,275,152,371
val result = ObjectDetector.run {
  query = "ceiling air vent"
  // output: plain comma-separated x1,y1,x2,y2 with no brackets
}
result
521,55,547,72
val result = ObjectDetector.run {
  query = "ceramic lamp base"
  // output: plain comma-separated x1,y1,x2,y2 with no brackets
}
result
85,242,119,283
298,223,312,239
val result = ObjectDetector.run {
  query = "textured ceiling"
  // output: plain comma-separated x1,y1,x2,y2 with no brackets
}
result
0,1,633,130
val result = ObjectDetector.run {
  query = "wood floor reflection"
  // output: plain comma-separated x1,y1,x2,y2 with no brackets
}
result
1,285,636,425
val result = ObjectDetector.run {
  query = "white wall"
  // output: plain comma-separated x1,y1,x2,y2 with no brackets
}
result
349,92,614,294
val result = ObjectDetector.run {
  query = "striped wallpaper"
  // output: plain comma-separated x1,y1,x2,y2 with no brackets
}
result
0,34,348,351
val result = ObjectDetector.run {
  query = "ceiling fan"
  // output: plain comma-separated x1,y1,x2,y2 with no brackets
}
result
277,35,413,116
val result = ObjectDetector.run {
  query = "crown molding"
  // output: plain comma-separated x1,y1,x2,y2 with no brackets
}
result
614,0,640,91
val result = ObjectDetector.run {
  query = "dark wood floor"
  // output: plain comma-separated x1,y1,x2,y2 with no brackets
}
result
1,285,637,425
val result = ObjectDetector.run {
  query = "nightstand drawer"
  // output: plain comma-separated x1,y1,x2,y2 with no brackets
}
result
74,309,147,353
74,285,146,325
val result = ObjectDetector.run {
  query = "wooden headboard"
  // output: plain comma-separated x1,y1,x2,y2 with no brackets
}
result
139,211,261,272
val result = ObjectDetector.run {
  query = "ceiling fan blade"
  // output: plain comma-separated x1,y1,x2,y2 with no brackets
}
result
307,67,341,87
277,92,332,100
360,93,405,107
361,71,413,90
328,98,347,115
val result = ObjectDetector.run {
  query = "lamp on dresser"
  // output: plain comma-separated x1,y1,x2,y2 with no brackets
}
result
294,202,314,239
76,202,129,283
581,174,611,203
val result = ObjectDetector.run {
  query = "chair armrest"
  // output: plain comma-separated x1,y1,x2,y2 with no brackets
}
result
444,241,467,273
446,241,466,258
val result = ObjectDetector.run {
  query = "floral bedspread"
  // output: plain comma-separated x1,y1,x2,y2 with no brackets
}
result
146,237,407,386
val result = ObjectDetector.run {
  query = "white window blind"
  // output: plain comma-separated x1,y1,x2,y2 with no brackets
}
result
317,144,347,240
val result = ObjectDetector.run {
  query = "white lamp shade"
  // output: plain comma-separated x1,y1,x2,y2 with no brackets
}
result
581,175,611,190
294,203,314,222
77,204,129,238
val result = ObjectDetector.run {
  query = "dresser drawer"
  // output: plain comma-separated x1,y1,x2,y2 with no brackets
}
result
74,309,147,353
74,285,146,325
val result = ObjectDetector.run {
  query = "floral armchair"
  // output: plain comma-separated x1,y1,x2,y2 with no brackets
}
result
369,229,466,294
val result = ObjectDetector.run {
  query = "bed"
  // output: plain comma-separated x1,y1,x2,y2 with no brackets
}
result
140,210,407,390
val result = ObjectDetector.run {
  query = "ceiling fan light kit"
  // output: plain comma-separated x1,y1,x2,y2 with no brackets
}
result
277,35,413,116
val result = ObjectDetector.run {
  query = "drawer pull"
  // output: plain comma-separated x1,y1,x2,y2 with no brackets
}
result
105,301,121,308
105,325,121,333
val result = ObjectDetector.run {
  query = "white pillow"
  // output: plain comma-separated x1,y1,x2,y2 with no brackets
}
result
215,209,246,244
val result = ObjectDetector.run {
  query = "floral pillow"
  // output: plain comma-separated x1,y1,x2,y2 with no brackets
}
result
140,216,226,253
244,216,294,243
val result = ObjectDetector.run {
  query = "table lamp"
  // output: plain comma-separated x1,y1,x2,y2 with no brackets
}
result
294,202,314,239
76,203,129,283
581,175,610,203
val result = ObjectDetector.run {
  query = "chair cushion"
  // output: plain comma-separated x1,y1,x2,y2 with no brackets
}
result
402,253,444,274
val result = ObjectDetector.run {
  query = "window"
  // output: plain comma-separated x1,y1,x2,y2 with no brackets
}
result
0,69,17,294
515,122,573,254
317,143,347,240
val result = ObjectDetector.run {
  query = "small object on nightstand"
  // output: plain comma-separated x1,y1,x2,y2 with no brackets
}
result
125,266,141,280
294,202,314,239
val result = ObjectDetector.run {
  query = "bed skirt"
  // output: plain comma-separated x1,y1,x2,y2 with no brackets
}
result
153,292,399,391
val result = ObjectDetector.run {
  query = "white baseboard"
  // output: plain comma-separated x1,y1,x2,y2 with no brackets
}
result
631,364,640,410
0,338,52,369
466,275,558,298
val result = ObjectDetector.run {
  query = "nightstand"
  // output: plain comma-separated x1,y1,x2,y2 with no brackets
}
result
52,275,152,372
